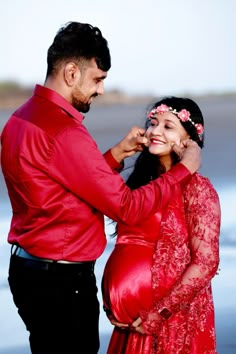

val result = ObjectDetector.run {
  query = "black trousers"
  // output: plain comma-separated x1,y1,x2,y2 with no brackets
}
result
8,254,100,354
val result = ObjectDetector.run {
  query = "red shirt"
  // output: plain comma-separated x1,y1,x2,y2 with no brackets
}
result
1,85,190,261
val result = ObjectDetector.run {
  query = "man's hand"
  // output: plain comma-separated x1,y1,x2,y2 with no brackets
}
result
172,139,201,174
110,126,148,163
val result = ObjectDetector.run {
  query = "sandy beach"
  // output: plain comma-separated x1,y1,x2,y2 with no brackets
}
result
1,95,236,353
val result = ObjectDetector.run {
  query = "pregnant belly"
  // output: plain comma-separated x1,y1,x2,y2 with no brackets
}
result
102,243,154,324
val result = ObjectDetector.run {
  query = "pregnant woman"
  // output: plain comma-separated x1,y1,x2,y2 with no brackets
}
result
102,96,221,353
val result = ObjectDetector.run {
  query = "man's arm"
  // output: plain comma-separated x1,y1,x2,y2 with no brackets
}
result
48,126,198,225
109,126,147,163
103,126,147,171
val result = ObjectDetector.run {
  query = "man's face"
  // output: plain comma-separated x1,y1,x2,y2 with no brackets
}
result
72,59,107,113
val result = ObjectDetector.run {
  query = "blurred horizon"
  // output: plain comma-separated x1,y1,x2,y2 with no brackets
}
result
1,79,236,109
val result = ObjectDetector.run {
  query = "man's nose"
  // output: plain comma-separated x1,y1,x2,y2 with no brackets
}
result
97,81,104,95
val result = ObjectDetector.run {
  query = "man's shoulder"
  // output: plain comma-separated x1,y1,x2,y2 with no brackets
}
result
14,95,81,137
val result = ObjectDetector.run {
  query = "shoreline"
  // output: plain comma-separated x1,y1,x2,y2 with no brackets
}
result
0,89,236,110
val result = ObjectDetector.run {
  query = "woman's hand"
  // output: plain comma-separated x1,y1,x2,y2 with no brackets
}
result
104,306,129,329
131,316,145,334
109,316,129,330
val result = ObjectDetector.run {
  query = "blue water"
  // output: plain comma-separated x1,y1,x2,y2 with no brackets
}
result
214,182,236,248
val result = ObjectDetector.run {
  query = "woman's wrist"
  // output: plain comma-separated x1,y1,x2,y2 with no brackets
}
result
158,307,173,320
140,309,163,335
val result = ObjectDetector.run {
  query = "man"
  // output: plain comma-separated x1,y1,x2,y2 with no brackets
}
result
0,22,201,354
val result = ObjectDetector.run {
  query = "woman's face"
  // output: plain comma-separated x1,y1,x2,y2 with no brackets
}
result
145,111,189,162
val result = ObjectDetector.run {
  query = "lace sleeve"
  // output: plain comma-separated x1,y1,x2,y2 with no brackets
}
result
141,174,221,334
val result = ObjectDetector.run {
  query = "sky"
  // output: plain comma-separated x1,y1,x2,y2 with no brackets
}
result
0,0,236,96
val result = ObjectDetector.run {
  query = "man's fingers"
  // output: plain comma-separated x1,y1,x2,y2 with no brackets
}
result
130,135,148,146
137,136,148,145
172,139,198,159
130,126,146,137
178,138,202,173
171,143,184,159
181,138,197,148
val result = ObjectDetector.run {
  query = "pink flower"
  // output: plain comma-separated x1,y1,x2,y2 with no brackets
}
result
195,123,204,135
156,104,169,114
177,109,190,122
147,109,156,118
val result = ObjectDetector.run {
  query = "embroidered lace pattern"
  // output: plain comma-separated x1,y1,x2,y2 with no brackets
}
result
140,173,221,353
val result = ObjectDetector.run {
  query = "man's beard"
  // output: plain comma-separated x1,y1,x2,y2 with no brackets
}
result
72,93,98,113
72,97,90,113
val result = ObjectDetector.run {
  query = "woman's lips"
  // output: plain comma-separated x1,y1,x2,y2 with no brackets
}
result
150,138,165,145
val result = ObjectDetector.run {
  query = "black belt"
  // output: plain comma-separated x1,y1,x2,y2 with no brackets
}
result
12,246,95,272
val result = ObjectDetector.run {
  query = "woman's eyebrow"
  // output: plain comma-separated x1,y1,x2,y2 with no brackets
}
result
165,118,177,125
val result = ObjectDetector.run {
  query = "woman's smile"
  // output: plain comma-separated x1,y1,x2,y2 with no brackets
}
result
150,138,165,145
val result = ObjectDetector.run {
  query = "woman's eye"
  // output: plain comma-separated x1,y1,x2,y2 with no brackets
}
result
149,119,157,127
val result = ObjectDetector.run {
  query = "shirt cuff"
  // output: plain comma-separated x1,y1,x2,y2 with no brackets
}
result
103,149,124,172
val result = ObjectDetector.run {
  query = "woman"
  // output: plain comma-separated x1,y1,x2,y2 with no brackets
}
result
102,97,221,353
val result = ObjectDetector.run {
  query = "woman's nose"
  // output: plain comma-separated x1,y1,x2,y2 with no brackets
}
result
151,124,163,135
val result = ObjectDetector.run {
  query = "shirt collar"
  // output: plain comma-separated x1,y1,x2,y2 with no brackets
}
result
34,84,85,122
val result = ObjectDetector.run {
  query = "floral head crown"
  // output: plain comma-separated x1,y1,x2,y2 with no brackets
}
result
147,104,204,141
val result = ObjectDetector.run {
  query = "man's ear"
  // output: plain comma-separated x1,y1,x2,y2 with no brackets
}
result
64,62,80,86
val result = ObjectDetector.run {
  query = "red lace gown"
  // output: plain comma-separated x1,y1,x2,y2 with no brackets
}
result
102,173,221,354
